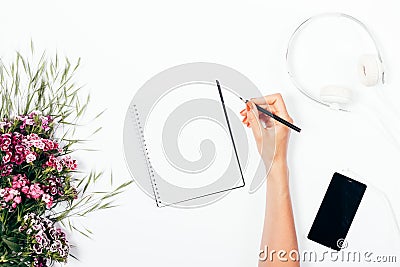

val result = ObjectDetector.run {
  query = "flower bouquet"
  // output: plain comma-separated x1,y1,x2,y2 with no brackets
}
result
0,45,131,266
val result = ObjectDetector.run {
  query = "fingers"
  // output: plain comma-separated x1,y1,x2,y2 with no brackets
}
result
240,93,292,129
242,116,250,127
250,93,291,120
240,106,250,127
241,106,269,128
246,102,263,142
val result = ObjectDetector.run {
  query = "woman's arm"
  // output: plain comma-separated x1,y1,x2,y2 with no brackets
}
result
261,160,298,266
241,93,299,267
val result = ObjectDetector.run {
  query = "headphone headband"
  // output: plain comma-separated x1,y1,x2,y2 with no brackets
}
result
286,12,385,111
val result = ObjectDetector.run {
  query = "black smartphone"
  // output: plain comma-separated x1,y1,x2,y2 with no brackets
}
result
307,172,367,251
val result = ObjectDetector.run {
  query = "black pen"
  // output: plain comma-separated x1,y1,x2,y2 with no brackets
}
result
216,80,301,132
238,96,301,133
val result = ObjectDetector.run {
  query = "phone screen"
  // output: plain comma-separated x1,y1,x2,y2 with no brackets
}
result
307,172,367,250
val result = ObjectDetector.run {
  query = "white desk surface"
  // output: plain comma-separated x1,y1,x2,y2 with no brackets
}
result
2,1,400,266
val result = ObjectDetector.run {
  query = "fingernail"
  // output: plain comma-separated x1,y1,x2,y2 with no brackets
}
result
247,122,250,127
242,117,246,123
246,105,250,111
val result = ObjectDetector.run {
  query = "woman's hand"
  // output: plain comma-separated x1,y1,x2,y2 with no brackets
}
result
240,93,293,167
243,94,299,267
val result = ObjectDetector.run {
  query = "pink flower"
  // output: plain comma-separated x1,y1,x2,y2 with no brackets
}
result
28,133,40,140
43,139,58,151
28,110,41,118
15,115,26,121
62,156,78,170
14,196,22,204
4,193,14,202
12,181,20,189
35,234,43,243
12,153,24,165
40,115,48,123
14,145,24,153
3,189,18,203
29,184,43,199
2,151,12,164
33,140,45,150
42,194,53,208
11,132,22,144
1,164,13,176
0,121,11,129
42,193,50,202
12,174,29,189
25,152,36,163
0,136,11,151
46,155,57,167
1,137,11,146
2,133,11,138
40,116,51,132
50,187,58,195
21,186,29,194
56,162,63,172
25,118,35,125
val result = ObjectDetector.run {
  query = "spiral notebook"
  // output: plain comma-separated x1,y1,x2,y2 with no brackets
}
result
129,82,245,207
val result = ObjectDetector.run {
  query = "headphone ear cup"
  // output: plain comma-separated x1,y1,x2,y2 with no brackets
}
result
358,54,381,86
320,85,352,107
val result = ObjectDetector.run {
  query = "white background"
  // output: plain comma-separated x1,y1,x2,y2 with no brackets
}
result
2,0,400,266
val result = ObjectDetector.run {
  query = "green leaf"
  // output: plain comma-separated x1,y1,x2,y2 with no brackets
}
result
2,237,21,252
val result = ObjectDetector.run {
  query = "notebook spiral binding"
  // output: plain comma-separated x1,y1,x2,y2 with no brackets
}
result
131,104,162,206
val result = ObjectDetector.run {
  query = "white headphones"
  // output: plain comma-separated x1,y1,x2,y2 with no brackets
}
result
286,13,385,111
